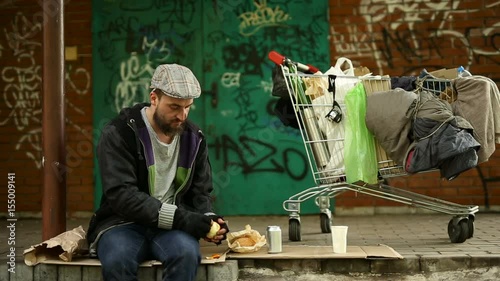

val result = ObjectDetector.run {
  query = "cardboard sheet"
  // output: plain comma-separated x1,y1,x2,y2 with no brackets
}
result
429,68,458,79
37,245,230,266
227,244,403,260
35,244,402,267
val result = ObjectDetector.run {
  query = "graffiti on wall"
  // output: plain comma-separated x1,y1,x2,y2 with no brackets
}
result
209,134,308,180
95,4,196,113
112,37,174,113
202,0,328,176
330,0,500,76
238,0,291,37
93,1,312,178
1,12,91,168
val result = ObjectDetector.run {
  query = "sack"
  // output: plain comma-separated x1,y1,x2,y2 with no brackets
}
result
344,83,378,184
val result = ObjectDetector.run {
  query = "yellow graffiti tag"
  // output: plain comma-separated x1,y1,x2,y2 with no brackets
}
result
239,0,290,37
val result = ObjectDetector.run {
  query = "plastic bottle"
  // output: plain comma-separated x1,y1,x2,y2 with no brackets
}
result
457,66,472,77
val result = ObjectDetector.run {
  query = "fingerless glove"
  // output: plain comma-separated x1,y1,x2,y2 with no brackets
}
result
172,209,212,240
206,214,230,243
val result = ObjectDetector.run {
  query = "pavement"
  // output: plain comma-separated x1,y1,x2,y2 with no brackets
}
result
1,212,500,280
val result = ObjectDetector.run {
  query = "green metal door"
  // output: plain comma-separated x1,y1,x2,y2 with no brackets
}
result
200,1,331,215
92,0,330,215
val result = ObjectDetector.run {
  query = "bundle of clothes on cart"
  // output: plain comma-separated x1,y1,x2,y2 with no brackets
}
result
272,63,500,181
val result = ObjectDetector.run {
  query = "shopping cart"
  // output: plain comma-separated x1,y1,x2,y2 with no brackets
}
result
269,51,479,243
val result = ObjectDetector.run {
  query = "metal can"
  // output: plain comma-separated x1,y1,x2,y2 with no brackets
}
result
266,226,282,254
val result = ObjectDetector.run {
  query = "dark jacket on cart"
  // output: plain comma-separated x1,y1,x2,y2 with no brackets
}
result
366,89,480,179
405,91,480,179
86,103,214,257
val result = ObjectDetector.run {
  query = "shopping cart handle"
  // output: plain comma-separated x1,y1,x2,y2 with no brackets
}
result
268,50,286,65
268,50,319,74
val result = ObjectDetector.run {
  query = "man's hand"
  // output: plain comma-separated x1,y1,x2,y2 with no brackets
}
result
204,215,229,245
172,209,212,240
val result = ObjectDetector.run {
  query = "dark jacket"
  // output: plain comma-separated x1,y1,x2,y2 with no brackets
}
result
405,90,480,179
87,103,214,255
407,117,479,180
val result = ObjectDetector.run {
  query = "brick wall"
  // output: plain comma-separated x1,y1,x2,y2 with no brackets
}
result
0,0,93,216
329,0,500,210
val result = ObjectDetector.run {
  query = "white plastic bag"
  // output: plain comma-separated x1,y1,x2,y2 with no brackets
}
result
310,57,359,177
324,57,358,102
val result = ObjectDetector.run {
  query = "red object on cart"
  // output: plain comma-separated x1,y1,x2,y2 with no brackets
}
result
268,50,319,74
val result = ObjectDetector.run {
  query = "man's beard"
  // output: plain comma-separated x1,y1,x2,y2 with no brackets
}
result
153,110,184,136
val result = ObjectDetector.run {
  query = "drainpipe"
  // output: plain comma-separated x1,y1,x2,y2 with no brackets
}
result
42,0,66,240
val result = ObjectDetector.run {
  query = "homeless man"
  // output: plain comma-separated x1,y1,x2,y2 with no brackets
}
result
87,64,229,281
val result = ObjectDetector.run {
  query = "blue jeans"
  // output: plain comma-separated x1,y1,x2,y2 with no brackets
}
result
97,223,201,281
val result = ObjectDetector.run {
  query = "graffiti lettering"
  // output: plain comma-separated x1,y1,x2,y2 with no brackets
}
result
239,0,291,37
209,134,308,180
112,36,173,113
233,89,262,134
1,12,92,168
66,64,91,95
221,72,241,88
1,52,41,131
334,0,500,76
3,12,41,56
15,128,42,168
114,52,151,112
330,24,372,58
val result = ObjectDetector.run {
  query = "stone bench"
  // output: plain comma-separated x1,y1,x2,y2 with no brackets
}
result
1,258,238,281
3,244,238,281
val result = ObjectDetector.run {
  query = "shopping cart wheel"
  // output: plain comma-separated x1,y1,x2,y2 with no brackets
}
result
289,219,301,241
467,218,475,238
320,213,331,233
447,218,469,243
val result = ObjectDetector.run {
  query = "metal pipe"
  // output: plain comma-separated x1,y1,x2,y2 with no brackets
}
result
42,0,66,240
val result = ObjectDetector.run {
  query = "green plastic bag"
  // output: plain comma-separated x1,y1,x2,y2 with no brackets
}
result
344,82,378,184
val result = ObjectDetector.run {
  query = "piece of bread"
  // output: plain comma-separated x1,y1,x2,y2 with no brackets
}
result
206,221,221,239
234,235,256,247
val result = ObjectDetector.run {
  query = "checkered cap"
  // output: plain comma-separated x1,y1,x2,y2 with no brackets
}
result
150,64,201,99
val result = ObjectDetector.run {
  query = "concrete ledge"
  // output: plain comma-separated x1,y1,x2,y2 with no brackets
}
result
0,262,234,281
420,254,471,272
4,254,500,281
469,254,500,268
322,259,371,273
207,260,238,281
370,255,421,273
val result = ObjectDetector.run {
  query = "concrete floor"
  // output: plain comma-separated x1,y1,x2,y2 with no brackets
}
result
1,212,500,280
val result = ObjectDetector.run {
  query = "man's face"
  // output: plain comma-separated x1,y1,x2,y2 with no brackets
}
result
152,92,193,136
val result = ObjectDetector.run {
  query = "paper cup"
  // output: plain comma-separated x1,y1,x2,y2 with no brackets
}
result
331,225,348,253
